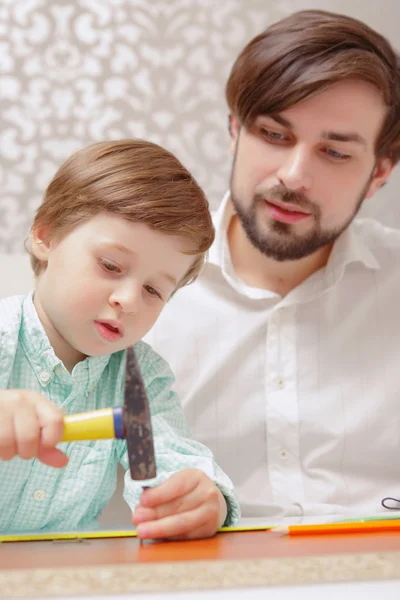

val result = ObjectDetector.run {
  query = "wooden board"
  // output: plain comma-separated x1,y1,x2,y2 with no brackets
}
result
2,529,400,570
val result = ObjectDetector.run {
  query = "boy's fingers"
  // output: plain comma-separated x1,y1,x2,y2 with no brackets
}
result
132,506,157,525
37,447,69,468
14,405,41,459
140,469,202,508
0,412,17,460
0,390,65,464
134,484,210,523
35,397,65,447
136,505,214,540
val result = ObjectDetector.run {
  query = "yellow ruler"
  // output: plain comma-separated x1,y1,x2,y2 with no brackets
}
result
0,525,272,543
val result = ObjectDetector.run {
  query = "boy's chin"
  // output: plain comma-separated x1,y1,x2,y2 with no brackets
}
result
78,341,137,358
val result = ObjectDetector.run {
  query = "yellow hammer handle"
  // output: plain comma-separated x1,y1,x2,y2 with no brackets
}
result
61,407,116,442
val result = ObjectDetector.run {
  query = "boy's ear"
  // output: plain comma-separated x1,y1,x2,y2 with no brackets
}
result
30,225,53,262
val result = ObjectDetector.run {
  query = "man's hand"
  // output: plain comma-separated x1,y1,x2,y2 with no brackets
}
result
0,389,67,467
131,468,227,540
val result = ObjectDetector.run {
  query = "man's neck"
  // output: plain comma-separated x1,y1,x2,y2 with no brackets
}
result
227,215,333,297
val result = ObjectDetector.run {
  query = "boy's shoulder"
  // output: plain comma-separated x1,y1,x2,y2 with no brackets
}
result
0,295,25,334
133,339,155,361
0,297,25,383
133,340,176,384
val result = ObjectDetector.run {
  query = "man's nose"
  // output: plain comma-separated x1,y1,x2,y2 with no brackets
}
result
276,146,313,193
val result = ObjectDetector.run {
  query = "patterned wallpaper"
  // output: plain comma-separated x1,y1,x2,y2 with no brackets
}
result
1,0,400,253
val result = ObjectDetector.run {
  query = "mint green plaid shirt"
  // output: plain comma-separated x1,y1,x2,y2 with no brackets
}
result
0,294,240,532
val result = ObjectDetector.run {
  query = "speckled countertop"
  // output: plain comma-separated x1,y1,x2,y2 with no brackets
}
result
1,551,400,598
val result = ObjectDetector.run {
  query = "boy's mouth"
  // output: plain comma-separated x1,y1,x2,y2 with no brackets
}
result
94,320,123,342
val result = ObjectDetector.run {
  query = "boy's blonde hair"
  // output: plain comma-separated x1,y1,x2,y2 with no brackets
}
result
29,139,215,290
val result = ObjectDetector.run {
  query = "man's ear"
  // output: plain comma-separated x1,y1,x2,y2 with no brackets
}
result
30,225,53,262
365,157,394,199
229,114,241,156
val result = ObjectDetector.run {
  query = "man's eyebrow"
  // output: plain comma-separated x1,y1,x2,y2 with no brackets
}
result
268,114,293,128
321,130,367,147
261,115,368,148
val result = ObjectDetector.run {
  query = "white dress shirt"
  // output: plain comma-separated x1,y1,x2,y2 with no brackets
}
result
145,192,400,519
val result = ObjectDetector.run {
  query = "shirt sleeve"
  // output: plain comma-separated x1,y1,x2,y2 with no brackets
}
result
120,341,241,526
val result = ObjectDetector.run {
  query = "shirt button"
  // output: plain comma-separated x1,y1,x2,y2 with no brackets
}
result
279,449,287,460
34,489,45,501
277,378,285,389
39,371,51,384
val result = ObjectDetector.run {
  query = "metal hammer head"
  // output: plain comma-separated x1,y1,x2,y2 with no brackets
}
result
123,347,157,480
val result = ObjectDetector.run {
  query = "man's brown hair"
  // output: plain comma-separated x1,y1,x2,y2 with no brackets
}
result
226,10,400,162
29,139,214,290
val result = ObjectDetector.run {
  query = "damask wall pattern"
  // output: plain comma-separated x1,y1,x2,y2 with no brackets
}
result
1,0,400,252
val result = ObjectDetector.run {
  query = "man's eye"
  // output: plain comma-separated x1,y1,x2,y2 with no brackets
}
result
325,148,351,161
99,259,121,273
144,285,162,300
261,129,287,141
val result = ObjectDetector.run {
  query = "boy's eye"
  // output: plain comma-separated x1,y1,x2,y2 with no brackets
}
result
99,259,121,274
144,285,163,300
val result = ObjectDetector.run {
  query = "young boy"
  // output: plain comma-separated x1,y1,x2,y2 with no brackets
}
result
0,139,240,539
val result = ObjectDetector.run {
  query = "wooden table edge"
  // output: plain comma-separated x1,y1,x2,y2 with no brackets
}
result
1,550,400,597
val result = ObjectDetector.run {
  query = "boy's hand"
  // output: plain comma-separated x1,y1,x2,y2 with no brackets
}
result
0,389,67,467
131,468,227,540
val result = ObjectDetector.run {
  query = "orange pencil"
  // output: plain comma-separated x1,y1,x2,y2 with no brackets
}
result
276,519,400,536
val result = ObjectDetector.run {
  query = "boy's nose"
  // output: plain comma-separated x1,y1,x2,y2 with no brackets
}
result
109,285,140,315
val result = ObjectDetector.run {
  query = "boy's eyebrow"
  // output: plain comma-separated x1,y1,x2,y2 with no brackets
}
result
161,273,178,287
102,242,177,287
265,115,367,147
105,242,132,255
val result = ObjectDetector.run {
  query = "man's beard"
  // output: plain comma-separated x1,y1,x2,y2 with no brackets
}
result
230,179,371,262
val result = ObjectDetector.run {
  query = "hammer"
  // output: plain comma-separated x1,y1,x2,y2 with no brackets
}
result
61,346,157,481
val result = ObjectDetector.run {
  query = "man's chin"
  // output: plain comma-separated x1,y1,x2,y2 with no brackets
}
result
247,233,323,261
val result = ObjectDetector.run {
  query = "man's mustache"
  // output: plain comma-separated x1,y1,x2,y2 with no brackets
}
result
255,186,316,214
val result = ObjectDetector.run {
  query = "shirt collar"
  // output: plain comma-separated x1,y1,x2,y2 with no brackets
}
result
209,191,232,268
326,220,380,276
208,191,380,298
20,293,111,390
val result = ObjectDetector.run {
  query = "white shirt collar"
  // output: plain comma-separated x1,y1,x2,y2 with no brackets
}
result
209,191,233,268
